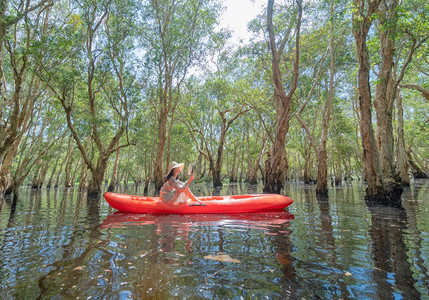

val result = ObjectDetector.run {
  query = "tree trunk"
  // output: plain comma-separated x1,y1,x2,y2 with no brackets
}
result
79,158,89,191
239,148,244,182
374,0,398,181
154,110,168,191
353,2,384,196
212,121,228,188
31,161,42,189
46,157,59,188
303,145,313,184
64,146,74,188
36,161,50,189
316,0,335,195
352,0,402,204
407,151,427,179
196,148,204,179
212,159,222,188
108,146,120,192
88,155,108,196
55,153,67,188
246,135,267,184
229,144,238,183
70,160,80,188
395,89,409,185
317,148,328,191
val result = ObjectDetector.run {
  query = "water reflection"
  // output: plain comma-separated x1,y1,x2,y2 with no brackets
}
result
0,181,428,299
366,203,421,299
316,194,350,299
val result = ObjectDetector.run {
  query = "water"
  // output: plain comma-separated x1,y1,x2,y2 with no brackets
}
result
0,180,428,299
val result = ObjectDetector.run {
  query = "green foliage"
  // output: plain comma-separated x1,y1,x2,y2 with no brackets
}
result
2,0,428,192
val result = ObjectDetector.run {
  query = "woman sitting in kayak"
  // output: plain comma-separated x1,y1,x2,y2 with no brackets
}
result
160,161,199,206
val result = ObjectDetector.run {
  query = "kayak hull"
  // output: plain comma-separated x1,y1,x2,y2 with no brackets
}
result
103,192,293,214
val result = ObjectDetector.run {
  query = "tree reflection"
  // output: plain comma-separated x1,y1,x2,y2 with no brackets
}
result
401,185,429,295
366,202,421,299
316,193,350,299
274,217,297,298
36,190,112,299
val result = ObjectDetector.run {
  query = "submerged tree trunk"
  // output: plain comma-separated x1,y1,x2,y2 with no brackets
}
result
395,89,409,185
64,145,74,187
316,0,335,195
88,156,108,196
303,145,313,184
31,161,42,189
374,0,398,181
352,0,402,204
352,0,384,196
229,144,238,183
154,109,168,191
46,157,59,188
79,158,89,191
407,151,428,179
55,151,67,188
263,0,302,194
246,135,267,184
0,0,51,198
108,146,120,192
35,161,50,189
212,126,226,187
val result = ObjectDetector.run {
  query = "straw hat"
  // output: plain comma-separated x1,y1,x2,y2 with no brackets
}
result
166,161,184,175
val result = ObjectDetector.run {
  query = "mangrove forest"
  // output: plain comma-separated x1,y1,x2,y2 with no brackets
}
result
1,0,428,204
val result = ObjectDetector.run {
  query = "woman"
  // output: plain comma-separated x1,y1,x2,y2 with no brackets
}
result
160,161,199,206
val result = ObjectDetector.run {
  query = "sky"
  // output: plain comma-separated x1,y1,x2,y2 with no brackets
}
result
220,0,266,43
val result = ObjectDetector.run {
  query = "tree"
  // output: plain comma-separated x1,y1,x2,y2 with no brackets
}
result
373,0,428,184
263,0,303,193
140,0,221,191
36,0,136,195
0,1,52,197
352,0,402,203
179,74,249,187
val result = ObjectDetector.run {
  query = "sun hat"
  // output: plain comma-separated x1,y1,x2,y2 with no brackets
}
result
166,161,184,175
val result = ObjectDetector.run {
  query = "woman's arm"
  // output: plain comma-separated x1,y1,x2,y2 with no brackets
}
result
169,175,194,192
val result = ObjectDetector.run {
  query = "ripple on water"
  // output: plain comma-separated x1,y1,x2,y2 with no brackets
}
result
1,182,429,299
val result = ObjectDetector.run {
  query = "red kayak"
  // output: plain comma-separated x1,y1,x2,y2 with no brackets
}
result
104,192,293,214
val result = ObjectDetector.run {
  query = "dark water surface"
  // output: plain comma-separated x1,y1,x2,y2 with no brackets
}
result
1,180,428,299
